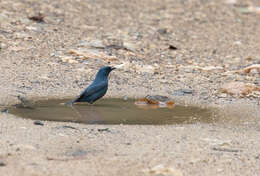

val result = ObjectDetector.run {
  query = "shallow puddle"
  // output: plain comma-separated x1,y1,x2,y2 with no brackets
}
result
9,99,215,125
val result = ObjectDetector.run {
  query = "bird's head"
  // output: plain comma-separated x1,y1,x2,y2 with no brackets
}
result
94,66,116,81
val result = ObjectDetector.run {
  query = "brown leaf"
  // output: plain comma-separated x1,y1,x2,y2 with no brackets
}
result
243,64,260,74
220,82,260,96
135,95,175,109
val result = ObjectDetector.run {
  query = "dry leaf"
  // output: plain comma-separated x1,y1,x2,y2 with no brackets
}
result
243,64,260,74
61,56,78,64
135,95,175,109
220,82,260,96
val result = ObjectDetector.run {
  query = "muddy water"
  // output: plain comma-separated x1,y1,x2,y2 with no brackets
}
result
9,99,215,125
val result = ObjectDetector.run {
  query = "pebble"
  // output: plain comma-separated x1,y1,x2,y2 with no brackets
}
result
61,125,77,130
61,56,79,64
0,160,6,167
173,89,193,96
212,147,241,153
69,149,88,157
157,28,167,35
34,120,44,126
0,42,7,49
145,164,183,176
217,93,227,98
97,128,110,132
78,40,105,49
123,42,137,52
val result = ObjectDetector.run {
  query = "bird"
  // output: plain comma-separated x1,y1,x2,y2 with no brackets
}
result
69,66,116,105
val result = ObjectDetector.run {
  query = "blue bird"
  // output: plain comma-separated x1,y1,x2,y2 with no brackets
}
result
70,66,116,105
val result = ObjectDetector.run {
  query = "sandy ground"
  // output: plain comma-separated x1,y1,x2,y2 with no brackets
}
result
0,0,260,175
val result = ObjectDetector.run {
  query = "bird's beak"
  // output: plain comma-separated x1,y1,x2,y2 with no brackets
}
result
111,67,116,70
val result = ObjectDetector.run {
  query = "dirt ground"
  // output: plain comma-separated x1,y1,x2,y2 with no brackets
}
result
0,0,260,175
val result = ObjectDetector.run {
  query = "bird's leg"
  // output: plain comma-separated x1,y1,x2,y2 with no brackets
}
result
66,102,73,107
68,104,83,121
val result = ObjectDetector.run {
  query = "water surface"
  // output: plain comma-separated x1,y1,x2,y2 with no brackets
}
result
9,99,214,125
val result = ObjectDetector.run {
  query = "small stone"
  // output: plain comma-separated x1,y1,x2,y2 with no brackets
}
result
26,26,38,31
28,13,45,23
9,46,27,52
255,154,260,159
15,144,37,150
201,138,231,146
157,28,167,34
0,42,7,49
34,120,44,126
123,42,137,52
78,40,105,49
233,41,242,45
145,164,183,176
0,13,11,25
238,8,250,14
97,128,110,132
0,160,6,167
247,6,260,14
62,125,77,130
114,62,131,71
179,65,223,72
218,93,227,98
212,147,241,153
168,45,178,50
199,66,224,72
247,91,260,98
50,53,55,57
69,149,88,157
173,89,193,96
135,64,156,74
225,0,237,4
61,57,78,64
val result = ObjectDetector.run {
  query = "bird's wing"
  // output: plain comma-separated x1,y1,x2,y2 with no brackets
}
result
73,81,107,102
